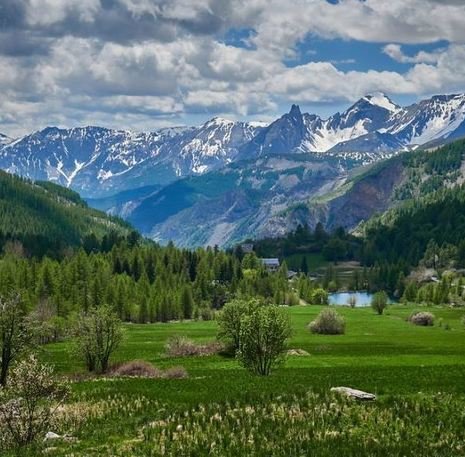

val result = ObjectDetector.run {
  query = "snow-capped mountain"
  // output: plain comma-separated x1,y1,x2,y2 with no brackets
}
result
0,120,264,197
166,117,264,175
239,93,401,160
387,94,465,145
0,93,465,198
239,93,465,162
0,126,178,197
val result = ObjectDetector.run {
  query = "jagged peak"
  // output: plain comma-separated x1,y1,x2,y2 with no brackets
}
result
289,104,302,117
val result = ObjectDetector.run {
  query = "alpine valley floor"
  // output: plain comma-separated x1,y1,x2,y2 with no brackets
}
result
17,304,465,457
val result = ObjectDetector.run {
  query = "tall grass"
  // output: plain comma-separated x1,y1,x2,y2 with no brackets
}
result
33,391,465,457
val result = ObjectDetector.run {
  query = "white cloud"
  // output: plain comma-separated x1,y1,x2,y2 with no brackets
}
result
2,0,465,136
26,0,100,25
383,44,443,64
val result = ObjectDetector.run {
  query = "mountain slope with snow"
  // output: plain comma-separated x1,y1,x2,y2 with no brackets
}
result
0,121,264,197
1,93,465,199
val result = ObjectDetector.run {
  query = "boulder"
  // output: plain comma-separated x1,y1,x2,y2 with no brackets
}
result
330,387,376,401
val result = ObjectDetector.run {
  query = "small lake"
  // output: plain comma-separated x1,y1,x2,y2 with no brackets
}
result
329,291,393,307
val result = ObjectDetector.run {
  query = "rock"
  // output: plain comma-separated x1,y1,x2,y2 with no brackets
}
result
44,431,61,442
287,349,310,356
330,387,376,401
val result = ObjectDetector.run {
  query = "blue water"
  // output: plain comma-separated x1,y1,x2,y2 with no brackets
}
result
329,292,378,307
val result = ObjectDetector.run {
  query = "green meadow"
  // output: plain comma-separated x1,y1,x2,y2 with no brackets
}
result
17,304,465,456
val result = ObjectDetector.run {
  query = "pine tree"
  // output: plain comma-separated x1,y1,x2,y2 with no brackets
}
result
181,285,194,320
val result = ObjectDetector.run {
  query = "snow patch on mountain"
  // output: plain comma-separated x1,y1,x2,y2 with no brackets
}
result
363,93,400,113
305,118,369,152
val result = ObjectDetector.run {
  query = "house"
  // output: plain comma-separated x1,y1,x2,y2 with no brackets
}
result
260,258,280,272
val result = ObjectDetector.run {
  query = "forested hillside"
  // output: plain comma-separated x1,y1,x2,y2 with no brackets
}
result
361,139,465,268
0,171,131,257
243,139,465,298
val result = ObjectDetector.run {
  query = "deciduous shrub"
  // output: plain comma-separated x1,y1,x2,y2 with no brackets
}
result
308,309,345,335
311,288,329,305
165,336,223,357
371,291,388,315
73,305,123,373
0,293,32,386
237,305,291,376
110,361,162,378
0,355,69,449
347,295,357,308
163,366,188,379
217,298,261,352
409,311,435,326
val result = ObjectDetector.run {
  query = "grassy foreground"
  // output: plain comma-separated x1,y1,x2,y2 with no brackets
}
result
18,305,465,455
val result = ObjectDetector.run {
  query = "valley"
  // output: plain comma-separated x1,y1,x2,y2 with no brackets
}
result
3,2,465,456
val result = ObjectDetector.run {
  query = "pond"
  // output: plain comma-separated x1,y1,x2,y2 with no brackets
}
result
328,291,395,307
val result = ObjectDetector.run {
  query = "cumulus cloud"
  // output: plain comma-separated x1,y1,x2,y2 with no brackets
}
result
1,0,465,136
383,44,443,64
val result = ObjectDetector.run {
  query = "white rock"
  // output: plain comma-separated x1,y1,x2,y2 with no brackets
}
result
330,387,376,401
44,431,61,442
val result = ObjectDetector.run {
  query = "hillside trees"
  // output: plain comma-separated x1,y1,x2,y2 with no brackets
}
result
0,236,296,328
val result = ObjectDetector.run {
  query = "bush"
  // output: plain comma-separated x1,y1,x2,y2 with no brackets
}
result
285,292,300,306
311,289,329,305
110,361,162,378
73,305,123,373
308,309,345,335
371,291,388,315
163,366,188,379
409,311,435,326
217,299,261,352
237,305,291,376
110,361,188,379
0,355,69,448
165,336,223,357
199,307,214,321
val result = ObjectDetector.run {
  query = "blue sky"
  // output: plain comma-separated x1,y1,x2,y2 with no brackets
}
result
1,0,465,136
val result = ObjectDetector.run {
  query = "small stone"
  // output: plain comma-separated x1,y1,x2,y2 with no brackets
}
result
44,431,61,442
330,387,376,401
287,349,310,356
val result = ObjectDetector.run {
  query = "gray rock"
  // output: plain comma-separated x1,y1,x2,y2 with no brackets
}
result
330,387,376,401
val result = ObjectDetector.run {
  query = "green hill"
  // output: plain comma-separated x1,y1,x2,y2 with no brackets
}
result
0,171,132,257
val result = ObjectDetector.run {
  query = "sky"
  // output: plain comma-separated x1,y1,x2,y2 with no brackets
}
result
1,0,465,137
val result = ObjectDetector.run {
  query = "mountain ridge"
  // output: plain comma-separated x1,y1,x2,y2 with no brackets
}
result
1,93,465,198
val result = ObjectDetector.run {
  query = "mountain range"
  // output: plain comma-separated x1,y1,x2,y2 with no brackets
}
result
1,93,465,247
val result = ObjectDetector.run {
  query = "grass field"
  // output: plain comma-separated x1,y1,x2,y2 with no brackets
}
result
12,304,465,456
